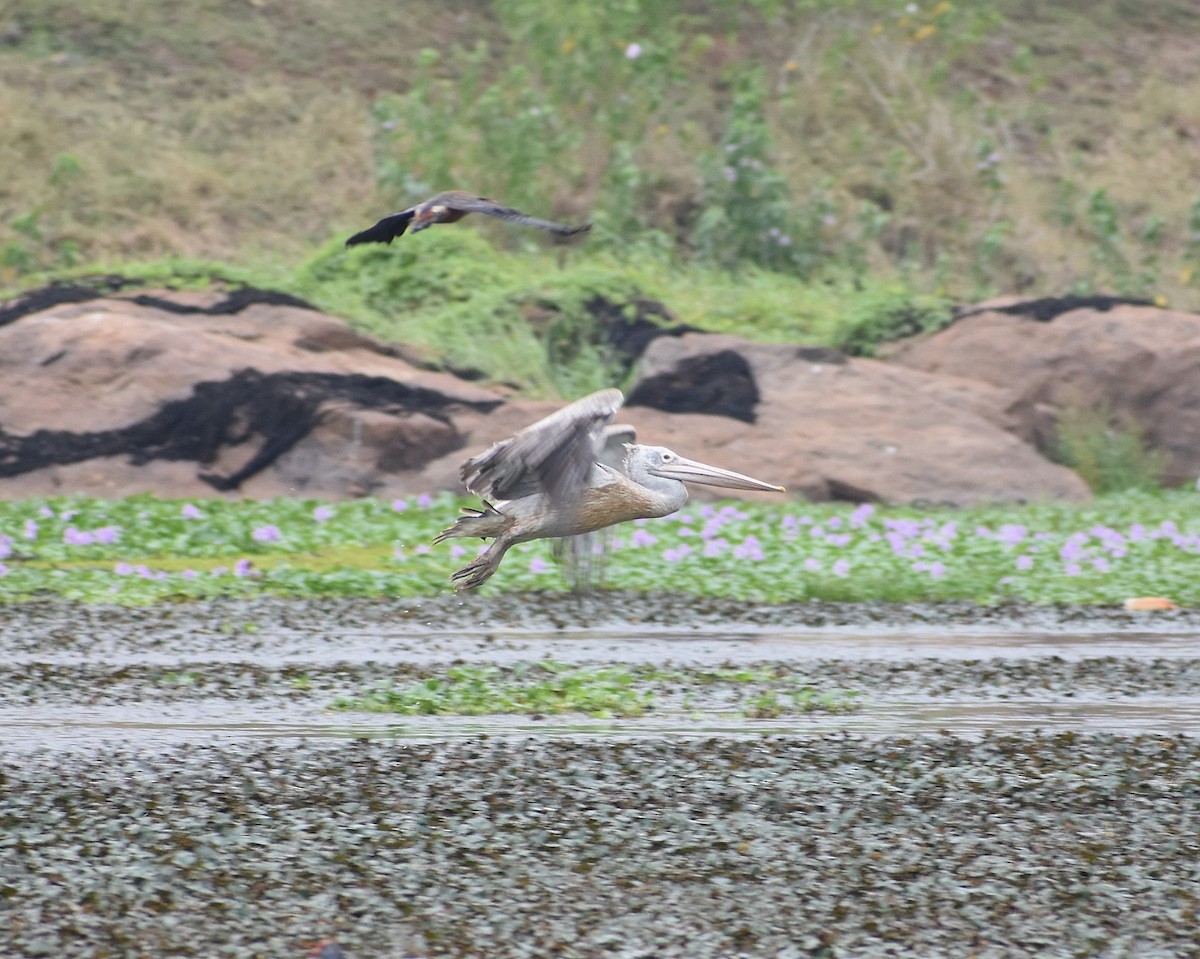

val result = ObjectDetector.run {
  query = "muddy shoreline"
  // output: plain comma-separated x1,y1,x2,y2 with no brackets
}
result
3,596,1199,957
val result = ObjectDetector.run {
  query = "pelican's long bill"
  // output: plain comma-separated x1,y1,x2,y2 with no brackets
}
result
648,455,785,493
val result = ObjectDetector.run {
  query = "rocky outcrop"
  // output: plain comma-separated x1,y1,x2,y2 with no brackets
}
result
9,286,1197,505
0,292,502,498
889,299,1200,484
619,332,1087,505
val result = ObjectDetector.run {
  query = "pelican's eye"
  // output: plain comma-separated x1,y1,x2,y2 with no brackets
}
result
660,452,675,463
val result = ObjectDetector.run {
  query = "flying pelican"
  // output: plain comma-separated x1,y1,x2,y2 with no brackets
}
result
345,190,592,246
434,389,784,590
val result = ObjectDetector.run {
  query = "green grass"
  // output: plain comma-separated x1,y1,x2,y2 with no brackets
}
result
0,489,1195,606
330,660,861,719
2,0,1200,308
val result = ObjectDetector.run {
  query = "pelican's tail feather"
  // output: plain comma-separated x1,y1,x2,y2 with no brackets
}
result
432,501,510,545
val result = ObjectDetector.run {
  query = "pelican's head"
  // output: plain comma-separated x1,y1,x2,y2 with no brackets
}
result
628,445,784,493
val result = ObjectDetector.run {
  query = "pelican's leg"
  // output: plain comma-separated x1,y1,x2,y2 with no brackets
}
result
450,533,517,591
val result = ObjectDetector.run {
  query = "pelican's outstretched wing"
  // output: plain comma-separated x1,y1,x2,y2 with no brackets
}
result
445,195,592,236
460,389,624,507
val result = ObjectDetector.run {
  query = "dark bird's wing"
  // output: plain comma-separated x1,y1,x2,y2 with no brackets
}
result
345,209,416,246
460,389,623,507
446,195,592,236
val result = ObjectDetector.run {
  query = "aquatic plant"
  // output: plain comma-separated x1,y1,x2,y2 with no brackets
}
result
0,489,1195,605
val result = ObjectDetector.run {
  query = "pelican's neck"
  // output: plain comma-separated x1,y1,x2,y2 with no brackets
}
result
626,459,689,517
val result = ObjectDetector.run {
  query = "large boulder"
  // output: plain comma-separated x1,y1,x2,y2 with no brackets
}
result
0,290,502,498
888,298,1200,484
621,332,1088,505
0,287,1094,505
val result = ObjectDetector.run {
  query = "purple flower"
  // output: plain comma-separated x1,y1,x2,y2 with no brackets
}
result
803,558,821,572
449,544,467,558
663,545,693,563
1059,534,1087,562
233,559,254,578
848,504,875,526
998,524,1027,546
826,534,851,547
24,520,38,541
392,498,409,512
181,569,197,580
625,41,643,59
181,503,205,520
733,535,764,561
0,563,7,577
826,516,843,529
93,526,120,545
701,520,726,539
1092,557,1111,573
313,505,334,523
416,494,434,508
0,536,11,559
1064,563,1082,576
64,527,94,546
831,559,850,577
885,518,920,538
630,528,658,548
252,524,281,543
529,557,548,574
114,562,134,576
39,507,54,519
702,538,728,558
1015,554,1034,571
926,561,946,580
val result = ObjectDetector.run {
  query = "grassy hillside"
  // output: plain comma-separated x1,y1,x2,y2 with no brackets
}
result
2,0,1200,352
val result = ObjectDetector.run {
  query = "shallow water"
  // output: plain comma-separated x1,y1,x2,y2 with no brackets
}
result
4,600,1200,958
4,623,1199,750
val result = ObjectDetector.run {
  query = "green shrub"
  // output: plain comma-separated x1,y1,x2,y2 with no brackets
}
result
1054,401,1169,493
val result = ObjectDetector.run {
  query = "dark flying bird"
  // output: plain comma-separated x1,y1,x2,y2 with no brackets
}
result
434,389,784,590
345,190,592,246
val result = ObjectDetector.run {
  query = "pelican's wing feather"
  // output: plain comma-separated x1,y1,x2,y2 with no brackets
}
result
446,195,592,236
597,424,637,473
460,389,624,506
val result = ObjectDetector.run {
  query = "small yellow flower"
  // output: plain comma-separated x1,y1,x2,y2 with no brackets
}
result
871,22,884,35
933,0,952,15
784,59,799,72
656,124,669,136
1154,294,1168,307
560,37,576,54
913,23,937,41
1180,265,1195,284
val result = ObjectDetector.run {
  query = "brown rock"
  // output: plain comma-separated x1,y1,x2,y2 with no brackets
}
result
890,302,1200,483
0,292,502,498
622,332,1087,505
